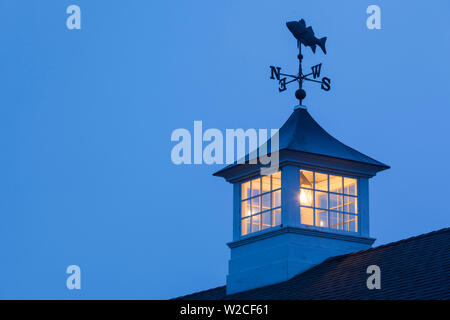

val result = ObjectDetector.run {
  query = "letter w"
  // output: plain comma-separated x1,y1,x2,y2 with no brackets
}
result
311,63,322,79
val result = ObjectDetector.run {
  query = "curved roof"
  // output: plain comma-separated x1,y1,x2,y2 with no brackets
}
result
214,108,389,177
278,108,388,167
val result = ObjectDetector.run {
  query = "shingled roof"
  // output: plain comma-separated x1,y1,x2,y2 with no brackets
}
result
177,228,450,300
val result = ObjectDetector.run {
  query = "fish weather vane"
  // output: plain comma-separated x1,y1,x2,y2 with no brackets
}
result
270,19,331,106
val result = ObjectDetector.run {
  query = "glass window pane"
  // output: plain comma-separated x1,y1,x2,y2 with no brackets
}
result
241,200,251,217
261,193,271,212
316,210,328,228
297,171,359,233
329,193,343,211
343,214,350,232
251,178,260,197
300,207,314,226
300,188,313,207
240,171,284,236
329,211,341,230
329,175,343,194
348,202,357,214
273,190,281,208
261,175,271,193
339,213,345,230
241,181,251,200
352,215,358,232
344,177,357,195
262,212,271,230
315,172,328,191
241,218,251,236
272,171,281,189
300,170,314,189
315,191,328,209
344,196,358,213
344,214,358,232
252,196,260,214
272,209,281,226
252,215,261,233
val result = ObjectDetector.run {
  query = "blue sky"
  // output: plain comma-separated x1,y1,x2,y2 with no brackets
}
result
0,0,449,299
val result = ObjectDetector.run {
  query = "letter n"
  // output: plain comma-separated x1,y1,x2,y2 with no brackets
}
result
270,66,281,80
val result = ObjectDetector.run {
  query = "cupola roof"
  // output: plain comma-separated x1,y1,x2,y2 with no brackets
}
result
214,108,389,178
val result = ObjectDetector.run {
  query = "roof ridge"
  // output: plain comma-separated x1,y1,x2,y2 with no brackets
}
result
173,285,225,300
321,227,450,264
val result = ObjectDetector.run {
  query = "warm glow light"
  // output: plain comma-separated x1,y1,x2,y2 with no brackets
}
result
299,189,313,206
240,171,282,236
299,169,359,232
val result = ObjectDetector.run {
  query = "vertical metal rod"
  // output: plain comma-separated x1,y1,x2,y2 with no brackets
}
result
298,41,303,105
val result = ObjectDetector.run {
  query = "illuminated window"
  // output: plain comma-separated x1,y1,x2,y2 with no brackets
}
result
241,171,281,236
300,170,358,232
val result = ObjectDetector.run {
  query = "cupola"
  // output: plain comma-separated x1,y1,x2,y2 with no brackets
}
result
214,106,389,294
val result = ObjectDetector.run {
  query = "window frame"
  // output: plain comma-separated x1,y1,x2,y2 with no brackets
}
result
299,168,360,234
239,172,282,237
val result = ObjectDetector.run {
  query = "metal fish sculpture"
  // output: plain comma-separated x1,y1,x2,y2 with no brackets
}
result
286,19,327,54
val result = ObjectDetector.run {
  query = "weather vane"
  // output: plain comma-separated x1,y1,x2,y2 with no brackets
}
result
270,19,331,106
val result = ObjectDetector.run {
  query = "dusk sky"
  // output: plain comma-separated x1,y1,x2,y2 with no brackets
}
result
0,0,449,299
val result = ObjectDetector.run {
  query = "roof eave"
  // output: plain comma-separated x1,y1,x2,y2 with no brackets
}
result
213,149,390,182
